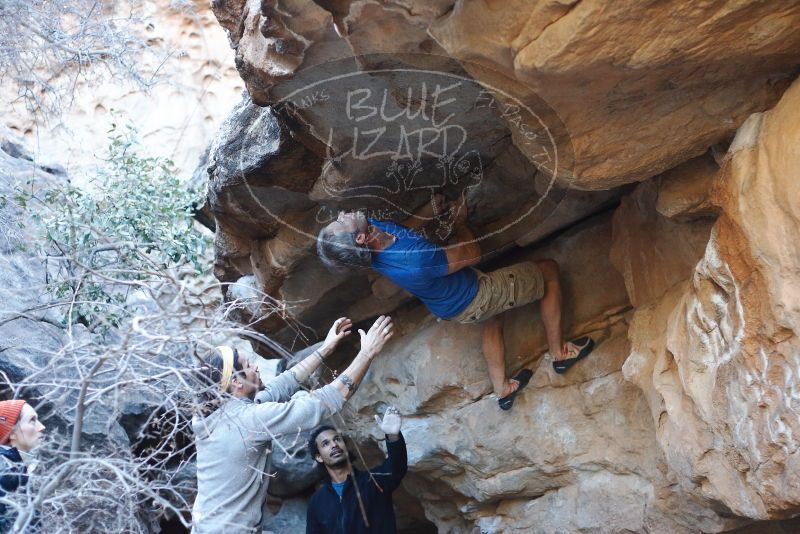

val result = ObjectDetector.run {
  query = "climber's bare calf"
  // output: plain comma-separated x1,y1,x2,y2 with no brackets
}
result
475,260,563,399
448,258,552,406
538,259,564,359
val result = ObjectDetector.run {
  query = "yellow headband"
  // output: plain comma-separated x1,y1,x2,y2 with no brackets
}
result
216,346,236,393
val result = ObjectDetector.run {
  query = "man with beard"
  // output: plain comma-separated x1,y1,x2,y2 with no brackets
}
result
191,315,394,534
306,407,406,534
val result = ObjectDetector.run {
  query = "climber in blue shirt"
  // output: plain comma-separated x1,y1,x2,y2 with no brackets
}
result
317,194,594,410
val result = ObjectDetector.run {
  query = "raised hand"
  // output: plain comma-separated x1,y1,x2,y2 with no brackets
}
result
374,406,401,437
358,315,394,358
448,193,469,225
321,317,352,355
431,192,448,216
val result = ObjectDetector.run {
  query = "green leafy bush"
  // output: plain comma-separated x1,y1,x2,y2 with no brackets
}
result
19,124,210,330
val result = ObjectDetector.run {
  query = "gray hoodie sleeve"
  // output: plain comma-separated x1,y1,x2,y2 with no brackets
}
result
255,370,301,404
241,384,345,440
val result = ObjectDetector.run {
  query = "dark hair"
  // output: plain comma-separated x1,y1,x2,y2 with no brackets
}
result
308,425,336,459
193,348,243,417
317,225,372,272
307,425,357,478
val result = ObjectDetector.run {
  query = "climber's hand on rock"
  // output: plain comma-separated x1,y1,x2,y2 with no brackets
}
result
431,193,448,216
358,315,394,359
320,317,352,356
375,406,401,440
448,194,469,225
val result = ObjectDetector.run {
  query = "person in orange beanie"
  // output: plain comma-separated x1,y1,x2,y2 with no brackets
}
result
0,399,46,532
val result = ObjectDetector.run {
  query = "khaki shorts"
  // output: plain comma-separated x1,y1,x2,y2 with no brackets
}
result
450,261,545,324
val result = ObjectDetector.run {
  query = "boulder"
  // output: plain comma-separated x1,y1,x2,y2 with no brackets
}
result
610,178,715,308
204,65,626,346
622,78,800,519
205,93,322,241
205,1,800,530
213,0,800,190
263,497,308,534
430,0,800,189
655,152,719,222
0,127,131,452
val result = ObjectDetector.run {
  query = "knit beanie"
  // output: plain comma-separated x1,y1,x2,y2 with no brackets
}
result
0,400,26,445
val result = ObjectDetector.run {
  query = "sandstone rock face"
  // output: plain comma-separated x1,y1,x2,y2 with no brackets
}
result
204,85,621,347
655,152,719,222
610,176,715,308
323,82,800,530
2,0,243,182
212,0,800,189
204,57,623,348
624,79,800,521
429,0,800,189
205,1,800,531
338,211,721,533
203,0,800,346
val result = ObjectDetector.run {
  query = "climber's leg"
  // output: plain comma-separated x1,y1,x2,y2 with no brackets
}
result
450,262,546,407
536,259,564,359
482,314,515,397
535,259,596,374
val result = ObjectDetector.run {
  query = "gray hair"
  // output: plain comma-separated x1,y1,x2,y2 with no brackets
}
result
317,224,372,272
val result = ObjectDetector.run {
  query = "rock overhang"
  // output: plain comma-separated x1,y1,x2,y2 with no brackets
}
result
202,1,800,530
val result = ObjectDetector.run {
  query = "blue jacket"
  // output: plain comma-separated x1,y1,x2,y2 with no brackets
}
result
306,433,407,534
0,446,30,533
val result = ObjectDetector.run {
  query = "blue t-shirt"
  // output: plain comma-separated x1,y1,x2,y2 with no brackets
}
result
370,218,478,319
332,480,346,498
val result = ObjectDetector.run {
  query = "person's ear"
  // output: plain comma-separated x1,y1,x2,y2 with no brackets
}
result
355,232,367,245
315,453,323,464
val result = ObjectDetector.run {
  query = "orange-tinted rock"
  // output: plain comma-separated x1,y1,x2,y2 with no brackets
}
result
430,1,800,189
610,180,714,308
623,78,800,519
656,152,719,221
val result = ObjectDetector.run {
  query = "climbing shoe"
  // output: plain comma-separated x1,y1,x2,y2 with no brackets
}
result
498,368,534,411
552,336,595,374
